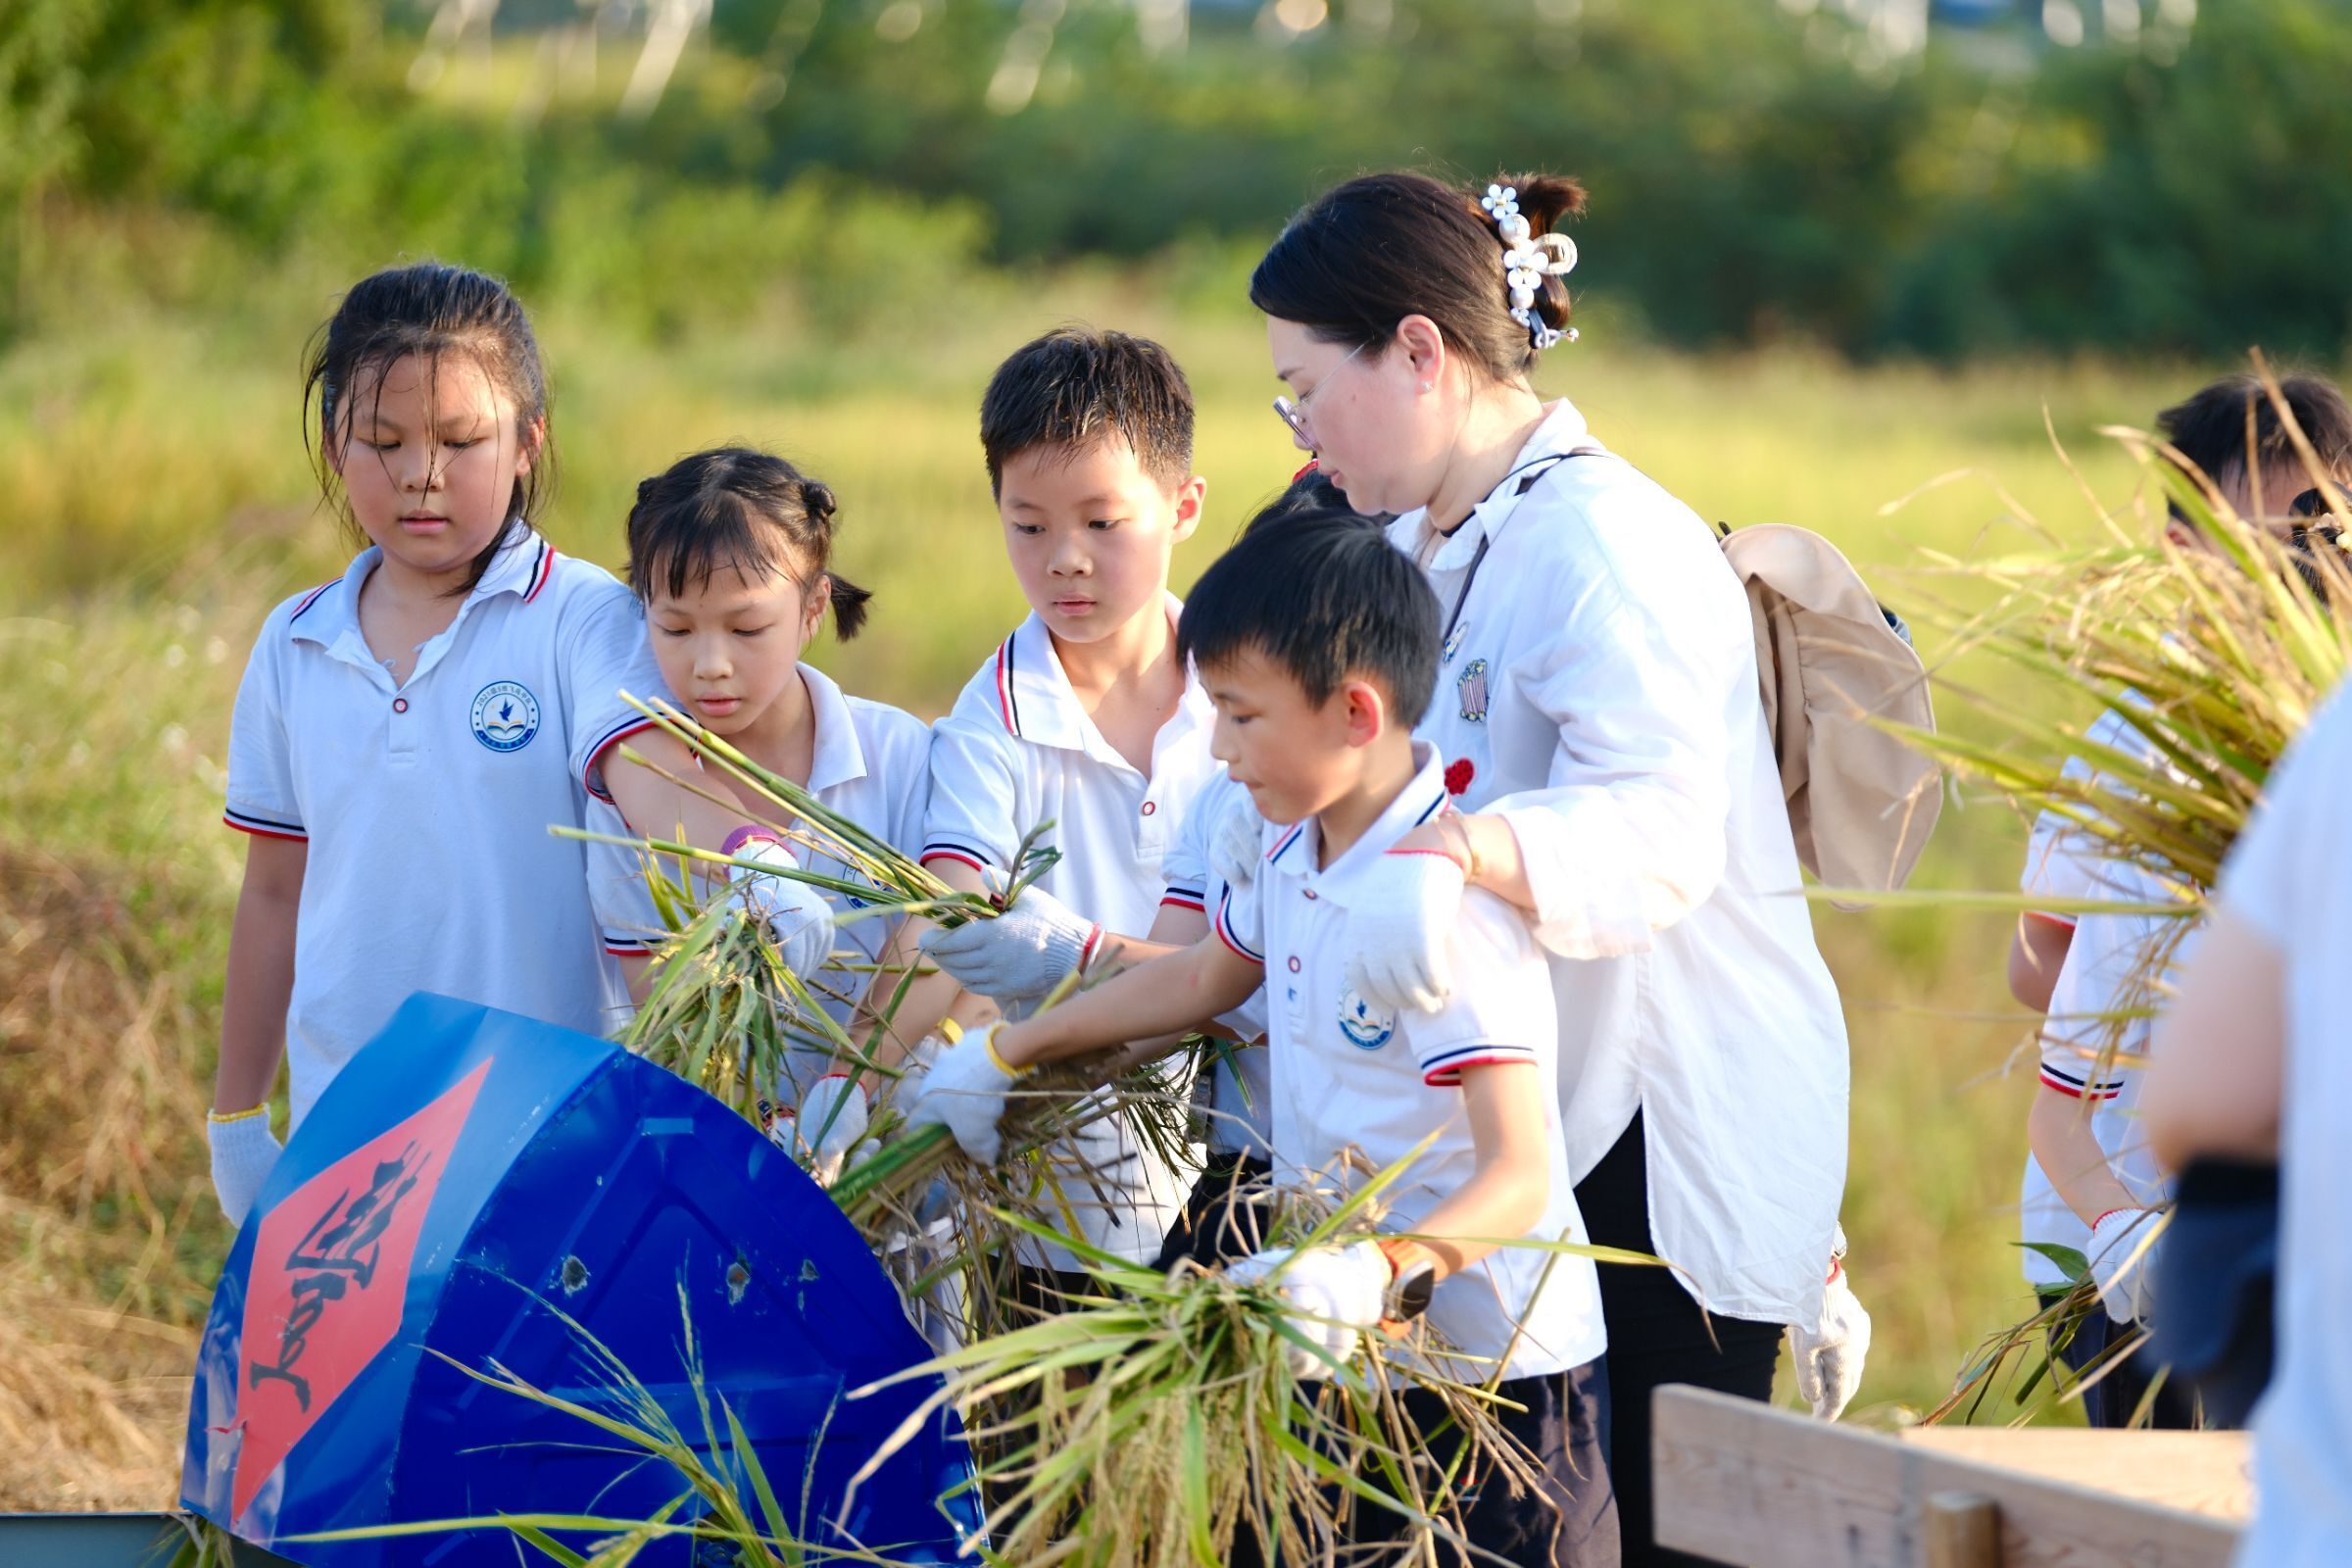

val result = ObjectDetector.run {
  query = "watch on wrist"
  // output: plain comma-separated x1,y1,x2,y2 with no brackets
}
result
1377,1239,1438,1323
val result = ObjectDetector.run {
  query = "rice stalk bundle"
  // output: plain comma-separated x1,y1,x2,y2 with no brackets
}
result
850,1162,1617,1568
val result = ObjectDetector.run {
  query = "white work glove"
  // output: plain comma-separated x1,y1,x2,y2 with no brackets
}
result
1788,1233,1872,1420
1228,1242,1392,1381
1206,782,1267,901
917,876,1099,1006
902,1021,1021,1164
725,831,835,983
2088,1206,2164,1327
793,1074,870,1188
208,1111,284,1228
1341,850,1467,1013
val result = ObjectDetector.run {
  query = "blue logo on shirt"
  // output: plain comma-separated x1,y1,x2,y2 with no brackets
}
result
1338,987,1395,1052
470,681,541,753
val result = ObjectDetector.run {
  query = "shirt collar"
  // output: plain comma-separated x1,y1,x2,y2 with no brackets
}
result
1265,743,1453,909
799,662,868,796
287,524,554,648
1387,399,1598,572
996,593,1200,768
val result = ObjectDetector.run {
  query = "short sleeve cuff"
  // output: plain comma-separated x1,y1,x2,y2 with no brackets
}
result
579,715,661,805
919,840,998,875
224,805,308,842
2038,1061,2124,1101
1212,887,1264,964
1417,1041,1541,1087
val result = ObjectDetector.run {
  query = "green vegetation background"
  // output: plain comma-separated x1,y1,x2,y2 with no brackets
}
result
0,0,2341,1509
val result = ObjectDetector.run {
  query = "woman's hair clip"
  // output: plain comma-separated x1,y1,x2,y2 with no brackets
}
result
1483,185,1578,352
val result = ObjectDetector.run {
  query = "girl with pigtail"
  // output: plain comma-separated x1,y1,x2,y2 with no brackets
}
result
1242,171,1864,1566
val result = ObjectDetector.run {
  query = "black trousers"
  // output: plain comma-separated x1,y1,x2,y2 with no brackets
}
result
1153,1150,1277,1270
2039,1288,2205,1430
1575,1111,1787,1568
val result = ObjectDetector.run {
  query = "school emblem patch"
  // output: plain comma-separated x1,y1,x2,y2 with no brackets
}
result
470,680,540,753
1455,659,1491,724
1338,987,1395,1052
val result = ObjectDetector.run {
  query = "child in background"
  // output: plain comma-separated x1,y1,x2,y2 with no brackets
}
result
207,262,780,1221
2008,374,2352,1423
587,448,932,1183
906,327,1221,1298
911,511,1615,1565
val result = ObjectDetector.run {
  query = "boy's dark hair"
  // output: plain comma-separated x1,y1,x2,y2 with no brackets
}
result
979,327,1195,495
2157,373,2352,514
1251,171,1586,385
305,261,554,597
625,447,871,640
1239,465,1351,540
1178,508,1438,727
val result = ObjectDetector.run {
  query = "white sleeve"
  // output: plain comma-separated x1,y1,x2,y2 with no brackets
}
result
1211,874,1266,966
920,710,1024,875
1161,785,1213,914
1483,526,1739,959
873,709,934,864
2221,689,2350,952
585,801,669,959
559,578,666,805
1408,893,1555,1086
223,606,307,842
2035,932,2129,1101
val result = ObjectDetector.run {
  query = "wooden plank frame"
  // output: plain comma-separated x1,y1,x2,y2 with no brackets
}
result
1651,1386,2247,1567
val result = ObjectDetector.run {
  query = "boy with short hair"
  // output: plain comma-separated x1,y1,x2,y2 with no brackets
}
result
906,326,1221,1292
911,511,1616,1565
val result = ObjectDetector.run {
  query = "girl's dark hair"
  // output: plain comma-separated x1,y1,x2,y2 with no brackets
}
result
304,262,554,596
2157,373,2352,514
625,447,871,641
1250,171,1587,384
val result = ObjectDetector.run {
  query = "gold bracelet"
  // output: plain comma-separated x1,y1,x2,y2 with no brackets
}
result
1446,815,1483,883
208,1103,270,1125
980,1024,1026,1080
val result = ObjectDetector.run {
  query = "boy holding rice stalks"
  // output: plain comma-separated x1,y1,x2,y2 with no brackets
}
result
2006,373,2352,1427
895,327,1224,1303
910,508,1616,1565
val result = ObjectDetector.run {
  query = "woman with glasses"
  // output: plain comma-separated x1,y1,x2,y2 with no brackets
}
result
1250,171,1861,1568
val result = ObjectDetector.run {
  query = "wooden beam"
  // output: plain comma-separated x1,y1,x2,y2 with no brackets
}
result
1900,1426,2251,1522
1651,1386,2243,1568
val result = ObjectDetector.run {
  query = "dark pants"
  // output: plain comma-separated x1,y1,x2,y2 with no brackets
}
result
2039,1289,2204,1430
1230,1358,1618,1568
1575,1111,1787,1568
1152,1150,1276,1270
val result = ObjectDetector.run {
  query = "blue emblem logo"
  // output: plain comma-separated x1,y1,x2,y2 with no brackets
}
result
470,681,541,753
1443,623,1468,664
1338,987,1395,1052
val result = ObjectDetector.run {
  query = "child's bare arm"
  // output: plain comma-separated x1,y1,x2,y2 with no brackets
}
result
994,938,1261,1071
1390,1061,1550,1284
2008,914,2075,1013
2026,1083,2141,1227
216,836,306,1112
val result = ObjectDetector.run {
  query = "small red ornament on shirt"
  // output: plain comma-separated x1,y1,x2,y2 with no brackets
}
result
1444,758,1475,796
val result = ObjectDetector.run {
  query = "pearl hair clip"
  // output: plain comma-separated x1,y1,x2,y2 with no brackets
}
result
1480,183,1580,352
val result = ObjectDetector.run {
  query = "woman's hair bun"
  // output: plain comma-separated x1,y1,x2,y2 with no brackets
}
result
1488,172,1588,237
798,478,838,523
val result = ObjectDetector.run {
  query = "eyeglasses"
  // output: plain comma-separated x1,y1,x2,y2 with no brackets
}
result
1272,342,1368,445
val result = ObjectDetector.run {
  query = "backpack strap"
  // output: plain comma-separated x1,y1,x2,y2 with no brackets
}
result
1440,448,1600,641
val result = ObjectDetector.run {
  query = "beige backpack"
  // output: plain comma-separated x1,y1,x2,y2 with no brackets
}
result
1717,521,1940,907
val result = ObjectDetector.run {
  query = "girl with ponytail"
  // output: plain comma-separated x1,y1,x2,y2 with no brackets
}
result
1246,171,1863,1566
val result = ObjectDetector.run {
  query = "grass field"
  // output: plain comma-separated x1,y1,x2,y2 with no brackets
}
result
0,270,2222,1508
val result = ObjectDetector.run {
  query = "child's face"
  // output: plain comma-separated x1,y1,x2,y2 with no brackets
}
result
645,558,826,740
998,436,1203,647
1202,649,1387,827
329,352,538,583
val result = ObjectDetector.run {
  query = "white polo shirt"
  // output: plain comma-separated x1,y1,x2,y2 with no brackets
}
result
924,598,1220,1266
223,528,660,1124
2015,705,2189,1289
1390,398,1848,1327
1218,745,1605,1380
588,662,932,1081
1161,769,1273,1161
2218,681,2352,1565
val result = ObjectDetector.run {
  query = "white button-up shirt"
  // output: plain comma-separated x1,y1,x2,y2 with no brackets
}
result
923,598,1221,1265
1390,400,1848,1326
1220,744,1605,1378
588,662,932,1077
223,528,660,1124
1161,769,1274,1159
